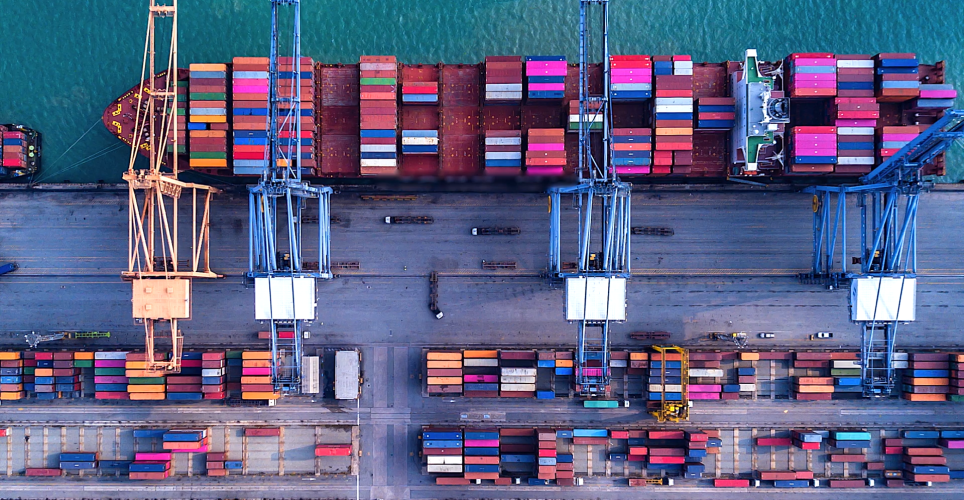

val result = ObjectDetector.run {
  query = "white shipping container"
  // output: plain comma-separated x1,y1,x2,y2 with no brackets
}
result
401,137,439,146
655,105,694,113
499,376,536,384
609,359,628,368
648,384,682,393
500,368,537,376
486,91,523,101
484,137,521,146
739,383,757,392
95,352,128,360
426,464,463,473
189,108,227,116
485,152,522,160
568,114,602,123
485,84,523,92
335,350,360,400
610,83,653,91
360,159,397,167
301,356,320,394
654,97,693,106
360,145,397,153
359,62,396,71
673,68,694,76
201,368,224,377
837,156,875,165
833,360,861,369
689,368,724,378
233,71,270,79
463,358,499,367
894,361,909,369
427,456,463,465
837,127,875,136
500,383,536,392
893,352,909,360
673,61,694,69
836,60,875,68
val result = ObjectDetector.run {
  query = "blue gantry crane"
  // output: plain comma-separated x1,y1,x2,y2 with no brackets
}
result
548,0,632,398
246,0,332,394
801,109,964,396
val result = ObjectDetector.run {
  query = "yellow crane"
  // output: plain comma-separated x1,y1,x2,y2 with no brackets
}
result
649,345,690,422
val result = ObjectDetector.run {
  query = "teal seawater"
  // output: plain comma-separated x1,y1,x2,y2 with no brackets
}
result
1,0,962,183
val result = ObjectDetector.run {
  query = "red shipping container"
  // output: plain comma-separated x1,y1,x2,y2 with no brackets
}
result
714,478,750,487
314,445,352,457
610,430,629,439
436,477,470,486
649,430,685,440
25,468,62,477
649,456,685,464
757,437,792,446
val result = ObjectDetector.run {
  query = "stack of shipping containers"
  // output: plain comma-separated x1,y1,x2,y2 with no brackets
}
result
652,55,694,173
187,63,228,171
166,352,201,402
1,129,27,173
610,128,651,175
554,351,573,387
500,428,535,480
207,452,227,476
465,429,499,481
902,353,950,402
59,452,97,473
567,99,601,132
423,428,463,475
484,130,522,175
126,353,165,401
525,128,565,176
164,429,208,454
94,351,128,400
536,429,556,481
278,56,316,174
791,430,823,450
231,57,269,175
402,79,438,104
786,53,837,98
915,84,957,108
737,366,757,395
609,55,652,100
555,445,573,486
0,351,23,401
828,430,870,466
463,350,498,397
836,55,874,97
484,56,523,102
535,352,555,400
201,351,226,400
129,451,172,480
359,55,398,175
834,98,878,174
33,352,55,398
879,125,921,162
241,351,279,401
647,430,686,472
525,56,566,100
951,354,964,402
401,130,438,155
647,353,683,405
174,80,187,156
226,350,242,396
499,350,535,397
689,351,723,401
790,126,836,173
901,444,949,483
426,351,462,396
696,98,735,129
875,53,920,101
794,376,834,400
684,431,709,478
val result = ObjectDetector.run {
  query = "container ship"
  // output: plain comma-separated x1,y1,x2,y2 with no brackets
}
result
102,51,957,185
0,124,41,181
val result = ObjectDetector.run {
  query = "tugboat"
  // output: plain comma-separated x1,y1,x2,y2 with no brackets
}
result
0,124,41,181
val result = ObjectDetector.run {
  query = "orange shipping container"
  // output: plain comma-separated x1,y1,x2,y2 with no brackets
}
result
903,393,947,402
463,350,498,359
426,377,462,385
242,391,281,400
0,392,24,400
0,353,21,361
795,385,835,393
129,392,166,401
190,63,227,71
741,352,760,361
426,352,462,361
555,359,573,368
464,456,500,465
34,368,53,377
242,352,273,360
797,377,833,385
651,353,682,361
426,361,462,369
905,378,950,386
655,128,694,136
242,360,271,368
74,352,94,360
629,352,649,361
241,376,272,384
126,384,165,393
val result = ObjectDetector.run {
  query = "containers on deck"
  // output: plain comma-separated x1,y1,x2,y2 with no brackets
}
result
401,130,438,155
834,97,878,174
878,125,921,162
427,351,463,395
610,128,651,175
789,126,836,174
786,53,836,98
568,100,601,132
484,130,522,176
902,353,950,401
241,351,280,401
279,56,317,173
914,84,957,109
696,98,735,129
231,57,268,174
402,81,438,104
836,55,875,97
875,53,920,101
609,55,652,100
359,55,398,175
525,56,566,100
188,63,229,170
485,56,523,102
652,55,694,174
525,128,565,176
0,130,28,171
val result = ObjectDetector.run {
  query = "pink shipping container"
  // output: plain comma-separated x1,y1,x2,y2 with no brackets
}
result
95,392,129,400
173,445,208,453
528,83,565,91
135,452,172,461
581,368,603,377
464,439,500,447
528,143,565,151
94,376,128,384
181,360,202,367
94,360,126,368
689,384,722,392
242,367,271,376
689,392,721,400
794,58,837,66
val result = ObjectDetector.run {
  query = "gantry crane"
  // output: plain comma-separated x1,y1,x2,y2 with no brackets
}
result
800,109,964,396
123,0,220,373
548,0,632,398
246,0,333,394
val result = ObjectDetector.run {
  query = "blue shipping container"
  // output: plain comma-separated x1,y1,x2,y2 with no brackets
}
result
0,368,20,376
774,480,811,488
556,430,573,438
462,432,494,440
132,429,168,438
465,464,500,473
904,430,940,439
225,461,243,470
949,470,964,479
538,457,557,466
163,431,205,442
464,447,499,456
60,453,97,462
500,454,535,463
100,460,132,469
833,431,872,441
167,392,203,401
536,391,555,399
572,429,608,438
911,370,950,378
556,454,573,463
422,440,462,449
738,367,756,376
34,377,55,385
555,367,573,376
537,360,555,368
528,478,551,485
942,430,964,439
609,453,628,460
130,463,169,472
59,461,97,470
0,376,21,384
423,432,462,440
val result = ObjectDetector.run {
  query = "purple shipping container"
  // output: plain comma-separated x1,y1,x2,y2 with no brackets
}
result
94,360,126,368
94,376,128,384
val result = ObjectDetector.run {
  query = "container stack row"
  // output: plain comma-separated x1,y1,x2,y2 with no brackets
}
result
278,56,316,173
913,84,957,109
829,430,871,451
0,351,23,401
786,53,836,98
174,80,187,155
127,352,165,401
696,97,735,129
241,351,279,401
536,429,556,481
609,55,652,101
32,351,82,399
790,126,836,174
834,98,878,174
794,376,834,400
0,130,28,172
94,352,129,400
207,451,227,476
525,128,565,176
902,352,950,402
902,445,949,483
359,55,398,176
187,63,229,170
688,351,724,400
164,429,209,454
735,366,757,396
402,80,438,104
129,452,171,480
950,354,964,403
483,130,522,175
201,351,226,400
426,351,462,396
878,125,920,161
401,130,438,155
610,127,651,175
465,429,500,480
525,56,566,100
166,352,202,401
652,55,694,173
231,57,269,175
500,350,535,397
484,56,523,103
567,99,601,132
60,452,97,472
835,55,874,97
830,360,862,394
646,353,684,403
875,53,920,102
462,350,498,397
423,428,463,475
791,430,823,450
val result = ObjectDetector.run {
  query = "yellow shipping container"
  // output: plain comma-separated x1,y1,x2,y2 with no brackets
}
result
426,361,462,369
129,392,165,401
427,377,463,385
125,361,148,369
463,350,498,359
242,351,273,360
242,360,271,368
34,368,54,377
0,392,24,400
741,352,760,361
629,352,648,361
0,353,21,361
905,377,950,386
555,359,574,368
189,63,227,71
126,384,165,393
427,352,462,361
794,385,835,393
242,391,281,400
241,376,272,384
74,352,94,360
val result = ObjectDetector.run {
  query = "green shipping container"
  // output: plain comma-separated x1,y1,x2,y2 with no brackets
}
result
831,368,861,376
23,367,35,375
189,152,226,159
95,368,126,376
73,360,94,368
177,108,186,115
189,92,226,100
359,77,396,86
226,351,243,359
584,400,619,409
128,377,166,385
950,395,964,403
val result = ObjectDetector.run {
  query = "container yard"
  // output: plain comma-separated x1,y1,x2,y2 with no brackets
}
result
5,0,964,498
